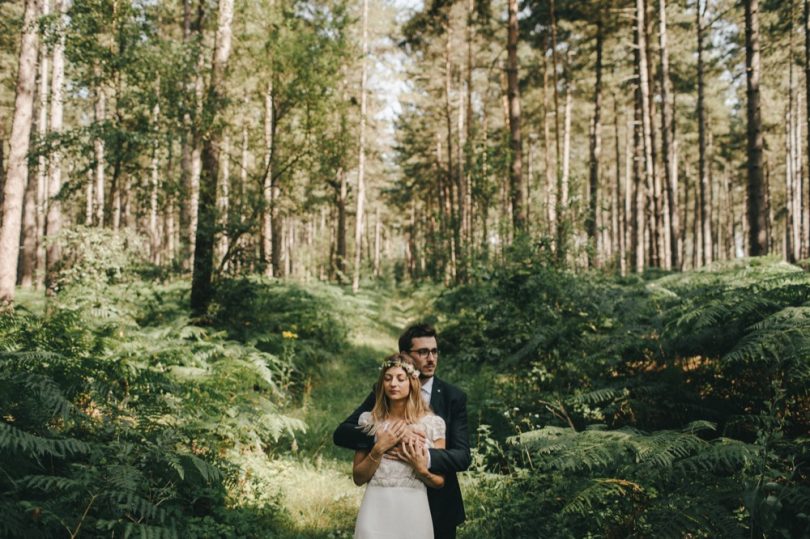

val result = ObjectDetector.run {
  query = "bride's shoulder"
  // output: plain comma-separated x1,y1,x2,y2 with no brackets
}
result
420,413,445,428
358,411,373,426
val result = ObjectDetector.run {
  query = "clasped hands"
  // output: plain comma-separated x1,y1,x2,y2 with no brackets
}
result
373,420,429,472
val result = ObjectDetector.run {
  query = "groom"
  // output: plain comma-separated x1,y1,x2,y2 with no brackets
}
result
333,323,471,539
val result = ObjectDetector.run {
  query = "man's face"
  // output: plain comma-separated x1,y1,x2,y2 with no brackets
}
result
409,336,438,379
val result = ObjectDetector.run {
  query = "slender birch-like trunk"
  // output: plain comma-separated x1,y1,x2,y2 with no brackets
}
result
0,0,39,303
45,0,65,287
353,0,369,292
587,20,604,267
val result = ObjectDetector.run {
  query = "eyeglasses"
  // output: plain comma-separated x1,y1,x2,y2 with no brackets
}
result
410,348,439,359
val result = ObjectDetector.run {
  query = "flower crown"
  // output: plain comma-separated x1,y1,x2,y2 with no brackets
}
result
380,358,421,379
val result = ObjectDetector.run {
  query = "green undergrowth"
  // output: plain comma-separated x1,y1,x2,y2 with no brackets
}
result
1,235,423,538
0,245,375,538
433,255,810,539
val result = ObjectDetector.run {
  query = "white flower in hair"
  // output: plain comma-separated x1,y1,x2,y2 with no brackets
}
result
380,358,421,379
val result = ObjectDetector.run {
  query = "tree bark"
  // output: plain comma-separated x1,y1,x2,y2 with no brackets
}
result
804,0,810,259
658,0,680,269
0,0,39,303
696,0,712,265
190,0,234,315
353,0,369,293
506,0,526,234
745,0,767,255
586,20,604,267
262,81,274,276
45,0,65,288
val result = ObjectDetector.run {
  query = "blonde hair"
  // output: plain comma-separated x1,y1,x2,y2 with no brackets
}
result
369,353,430,427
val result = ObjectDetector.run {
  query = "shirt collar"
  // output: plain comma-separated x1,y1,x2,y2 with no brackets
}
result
420,376,434,395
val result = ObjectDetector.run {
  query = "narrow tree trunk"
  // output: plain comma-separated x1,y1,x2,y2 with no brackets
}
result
45,0,65,287
93,67,106,227
0,0,39,303
373,206,381,277
587,20,604,267
697,0,712,265
614,96,625,276
659,0,680,268
190,0,234,315
745,0,767,255
444,32,457,281
150,131,161,263
804,0,810,258
353,0,369,292
336,167,347,280
262,81,274,276
506,0,525,234
561,73,572,217
19,166,37,287
543,36,557,234
217,134,230,269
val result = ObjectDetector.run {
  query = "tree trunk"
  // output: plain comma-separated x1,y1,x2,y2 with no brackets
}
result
353,0,369,293
336,168,347,280
804,0,810,258
543,35,557,235
19,165,37,287
696,0,712,265
150,125,161,263
745,0,767,255
93,66,105,227
190,0,234,316
506,0,525,234
21,0,49,288
659,0,680,269
0,0,39,304
45,0,65,288
586,20,604,268
217,134,230,269
261,81,274,276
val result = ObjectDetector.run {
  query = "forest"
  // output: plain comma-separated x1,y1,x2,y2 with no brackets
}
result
0,0,808,536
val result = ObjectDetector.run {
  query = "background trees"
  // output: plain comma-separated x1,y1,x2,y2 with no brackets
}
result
2,0,810,302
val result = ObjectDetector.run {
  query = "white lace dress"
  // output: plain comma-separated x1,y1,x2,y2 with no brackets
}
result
354,412,446,539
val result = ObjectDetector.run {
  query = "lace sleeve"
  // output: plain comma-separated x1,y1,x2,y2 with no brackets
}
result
424,414,446,442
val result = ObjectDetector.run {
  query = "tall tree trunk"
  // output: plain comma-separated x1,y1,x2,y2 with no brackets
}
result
217,134,230,269
190,0,234,315
45,0,65,288
587,20,604,267
353,0,369,293
262,81,274,276
561,70,572,216
150,127,161,263
22,0,49,288
443,30,458,281
93,65,105,227
20,165,37,287
659,0,680,269
696,0,712,265
506,0,525,234
745,0,767,255
543,35,557,235
0,0,39,304
804,0,810,259
614,96,626,275
334,170,346,280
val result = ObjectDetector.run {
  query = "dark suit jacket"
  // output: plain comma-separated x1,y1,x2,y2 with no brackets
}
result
333,377,471,530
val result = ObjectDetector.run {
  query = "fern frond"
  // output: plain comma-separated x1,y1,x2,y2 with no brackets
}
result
0,421,89,458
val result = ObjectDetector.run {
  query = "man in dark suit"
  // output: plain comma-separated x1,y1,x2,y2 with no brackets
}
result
333,323,471,539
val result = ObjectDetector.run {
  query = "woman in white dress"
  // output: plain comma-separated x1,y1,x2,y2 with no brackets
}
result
352,353,446,539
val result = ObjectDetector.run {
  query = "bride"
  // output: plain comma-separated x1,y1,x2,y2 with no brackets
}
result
351,353,446,539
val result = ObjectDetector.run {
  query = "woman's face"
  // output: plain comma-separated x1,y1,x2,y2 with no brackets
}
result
383,366,410,401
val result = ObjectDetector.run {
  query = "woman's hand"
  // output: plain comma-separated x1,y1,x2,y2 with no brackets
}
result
374,419,407,454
